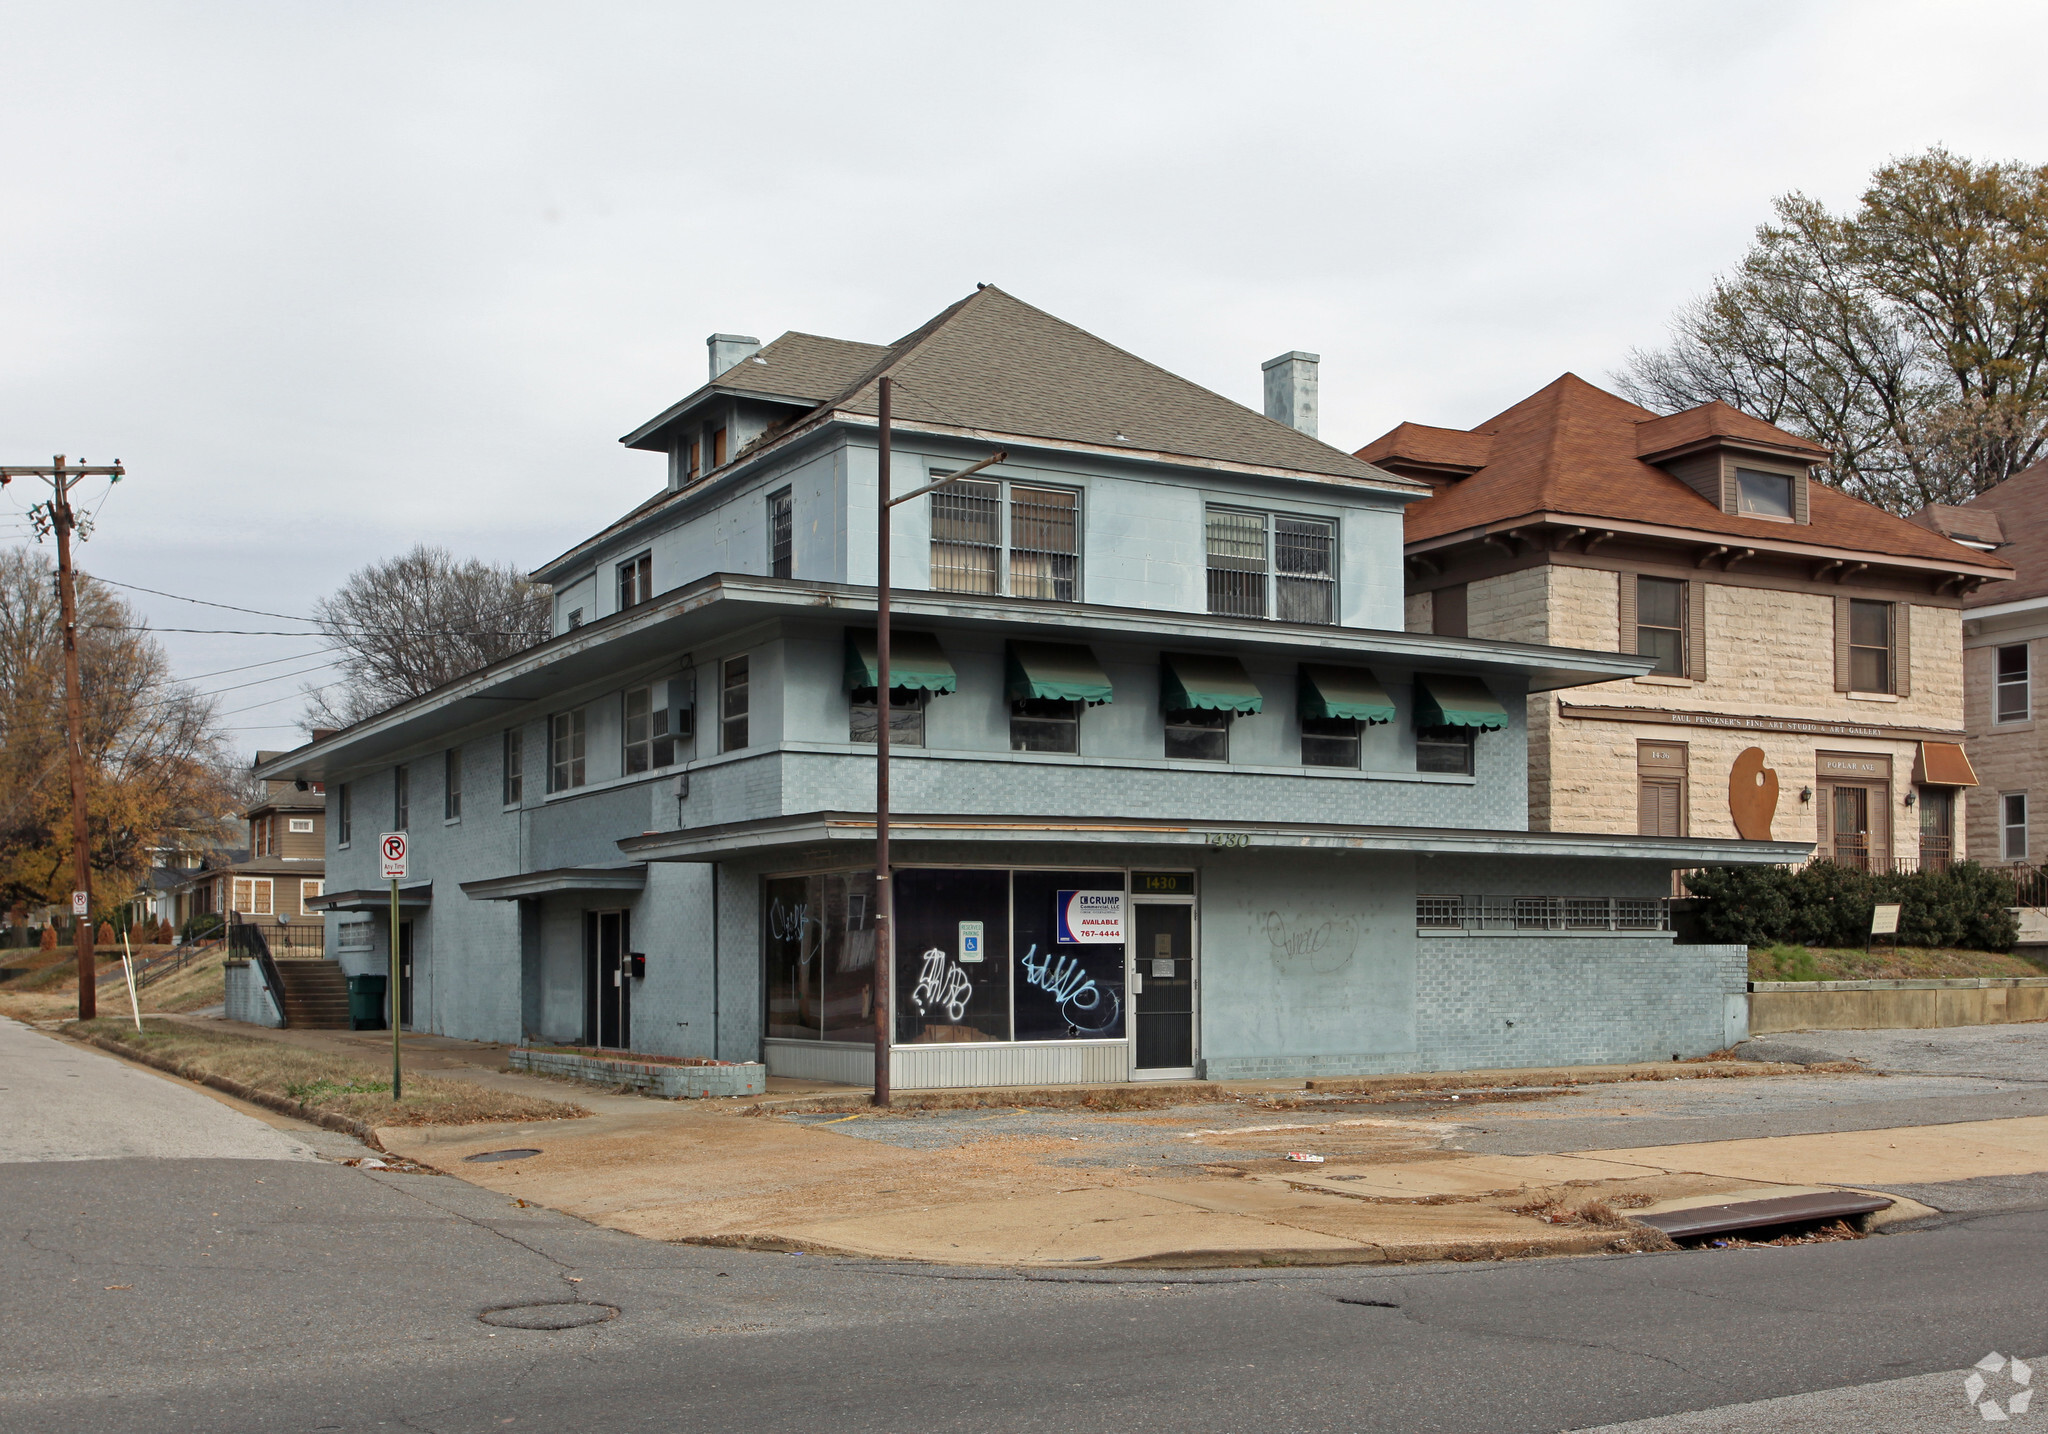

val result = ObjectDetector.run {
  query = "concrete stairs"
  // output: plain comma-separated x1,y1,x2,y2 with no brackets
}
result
271,959,350,1029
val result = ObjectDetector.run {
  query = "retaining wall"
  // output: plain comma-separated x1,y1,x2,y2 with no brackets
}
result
1750,977,2048,1033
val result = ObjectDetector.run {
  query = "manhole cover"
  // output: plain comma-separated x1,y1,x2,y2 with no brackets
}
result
466,1149,543,1163
479,1301,619,1330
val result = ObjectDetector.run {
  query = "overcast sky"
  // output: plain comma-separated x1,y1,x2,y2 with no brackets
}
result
6,0,2048,754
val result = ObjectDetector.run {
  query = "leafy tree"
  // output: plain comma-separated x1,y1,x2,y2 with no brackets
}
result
0,547,237,911
1619,148,2048,514
301,544,550,730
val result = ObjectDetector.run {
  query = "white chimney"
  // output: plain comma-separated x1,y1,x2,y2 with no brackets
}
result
708,333,761,380
1262,351,1320,438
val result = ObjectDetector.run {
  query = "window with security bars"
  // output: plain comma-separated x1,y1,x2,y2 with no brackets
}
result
1413,895,1671,932
1206,508,1336,624
928,477,1079,600
931,479,1001,594
768,488,793,578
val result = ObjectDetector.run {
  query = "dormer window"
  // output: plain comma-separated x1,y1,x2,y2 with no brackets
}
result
1735,468,1795,520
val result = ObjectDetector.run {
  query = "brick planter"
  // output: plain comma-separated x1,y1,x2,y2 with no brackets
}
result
509,1047,766,1098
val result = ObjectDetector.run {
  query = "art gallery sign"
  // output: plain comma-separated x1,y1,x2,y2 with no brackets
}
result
1555,701,1961,744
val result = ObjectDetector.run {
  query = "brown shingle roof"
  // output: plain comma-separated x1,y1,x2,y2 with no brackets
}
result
1355,422,1494,474
1634,401,1830,462
1960,459,2048,605
1912,503,2007,548
1369,373,2006,569
808,286,1412,485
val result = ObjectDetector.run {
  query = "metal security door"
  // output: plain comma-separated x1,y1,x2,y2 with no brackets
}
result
1133,903,1195,1075
583,911,631,1050
397,920,414,1028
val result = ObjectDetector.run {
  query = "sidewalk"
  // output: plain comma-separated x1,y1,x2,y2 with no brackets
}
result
155,1015,2048,1268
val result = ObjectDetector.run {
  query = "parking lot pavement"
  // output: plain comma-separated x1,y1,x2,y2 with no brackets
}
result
1740,1023,2048,1082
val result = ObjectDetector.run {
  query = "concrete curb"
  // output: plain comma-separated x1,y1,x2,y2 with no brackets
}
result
751,1081,1222,1115
1303,1059,1806,1095
68,1029,388,1152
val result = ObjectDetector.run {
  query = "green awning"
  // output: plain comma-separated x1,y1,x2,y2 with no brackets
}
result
844,629,957,696
1298,664,1395,725
1160,652,1263,714
1007,642,1114,706
1414,673,1508,731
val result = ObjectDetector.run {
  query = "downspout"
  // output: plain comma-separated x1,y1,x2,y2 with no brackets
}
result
710,863,719,1061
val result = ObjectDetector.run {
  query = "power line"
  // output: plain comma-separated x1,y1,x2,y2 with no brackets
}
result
177,647,339,683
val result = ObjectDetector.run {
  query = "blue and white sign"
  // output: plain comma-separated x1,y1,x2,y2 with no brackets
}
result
958,920,985,962
1055,890,1126,944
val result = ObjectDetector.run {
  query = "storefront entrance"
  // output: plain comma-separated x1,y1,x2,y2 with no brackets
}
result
1133,902,1196,1076
1817,751,1892,870
583,910,631,1050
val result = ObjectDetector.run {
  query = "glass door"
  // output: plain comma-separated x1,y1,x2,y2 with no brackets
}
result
1132,903,1195,1076
1832,786,1871,870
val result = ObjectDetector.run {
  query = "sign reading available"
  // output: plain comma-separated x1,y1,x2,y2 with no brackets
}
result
1055,889,1125,944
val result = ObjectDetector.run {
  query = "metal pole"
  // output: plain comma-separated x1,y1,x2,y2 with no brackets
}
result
871,376,892,1108
389,878,402,1100
51,458,95,1022
121,924,141,1033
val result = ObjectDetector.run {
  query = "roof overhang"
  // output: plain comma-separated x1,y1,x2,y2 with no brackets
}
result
1635,434,1828,467
460,865,649,902
253,576,1660,785
309,882,434,913
618,810,1811,868
1407,511,2013,584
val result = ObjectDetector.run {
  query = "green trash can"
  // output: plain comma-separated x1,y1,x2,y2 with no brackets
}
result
348,974,387,1031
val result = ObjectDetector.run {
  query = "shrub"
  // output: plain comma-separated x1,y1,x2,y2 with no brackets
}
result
181,912,223,942
1687,860,2020,952
95,921,115,944
39,926,56,950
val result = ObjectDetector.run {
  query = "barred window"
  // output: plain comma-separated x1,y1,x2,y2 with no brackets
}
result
1205,509,1267,618
850,691,926,747
768,488,793,578
930,479,1001,594
1206,507,1337,624
1009,486,1077,600
1275,517,1335,624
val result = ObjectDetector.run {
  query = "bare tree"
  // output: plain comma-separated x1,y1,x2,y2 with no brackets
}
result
1618,148,2048,514
301,544,551,729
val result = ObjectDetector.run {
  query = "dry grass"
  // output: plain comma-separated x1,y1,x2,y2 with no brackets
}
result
1750,944,2047,982
72,1018,588,1128
0,946,227,1023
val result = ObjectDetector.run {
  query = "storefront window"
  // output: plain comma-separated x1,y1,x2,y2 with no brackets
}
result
894,869,1010,1044
1012,870,1126,1041
764,871,877,1042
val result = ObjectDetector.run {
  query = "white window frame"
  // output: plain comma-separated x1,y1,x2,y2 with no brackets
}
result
1996,644,2030,725
1734,467,1796,521
617,552,653,611
502,727,524,807
624,683,680,774
288,817,314,834
928,473,1082,602
232,876,274,916
768,488,794,579
549,709,588,793
336,783,351,848
301,879,324,908
443,747,462,823
722,656,750,752
2003,792,2029,862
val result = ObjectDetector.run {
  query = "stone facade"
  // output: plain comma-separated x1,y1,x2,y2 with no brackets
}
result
1962,619,2048,864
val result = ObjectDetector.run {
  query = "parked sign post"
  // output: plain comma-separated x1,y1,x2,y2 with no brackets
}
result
380,832,408,1099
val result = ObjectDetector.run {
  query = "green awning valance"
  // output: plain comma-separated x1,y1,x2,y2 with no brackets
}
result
1007,642,1114,706
1161,652,1263,714
844,629,957,696
1298,664,1395,725
1414,673,1508,731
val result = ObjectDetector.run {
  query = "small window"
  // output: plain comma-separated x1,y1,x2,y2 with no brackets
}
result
1735,468,1795,520
2003,792,2029,862
1165,709,1230,762
502,727,523,806
687,438,700,479
443,747,462,822
850,691,926,747
1205,509,1268,618
722,656,750,752
393,765,410,830
624,685,678,772
617,553,653,611
1301,716,1359,768
549,710,587,792
1997,645,2030,723
931,479,1001,594
567,607,584,630
288,817,314,834
712,426,728,468
769,488,793,578
1011,697,1079,754
1849,599,1892,693
1417,730,1475,775
301,879,323,907
336,783,351,847
1636,577,1686,676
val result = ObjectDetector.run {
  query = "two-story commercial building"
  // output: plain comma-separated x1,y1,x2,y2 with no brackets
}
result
265,290,1803,1088
1362,376,2010,870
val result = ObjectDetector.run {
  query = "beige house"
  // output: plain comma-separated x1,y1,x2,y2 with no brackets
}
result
1358,375,2010,867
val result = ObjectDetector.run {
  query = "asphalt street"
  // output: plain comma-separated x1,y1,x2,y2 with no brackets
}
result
4,1016,2047,1434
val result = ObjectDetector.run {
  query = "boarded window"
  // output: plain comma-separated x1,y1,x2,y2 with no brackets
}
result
1636,741,1688,837
1431,584,1467,638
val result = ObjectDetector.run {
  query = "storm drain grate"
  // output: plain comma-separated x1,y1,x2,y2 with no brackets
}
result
479,1301,619,1330
466,1149,543,1163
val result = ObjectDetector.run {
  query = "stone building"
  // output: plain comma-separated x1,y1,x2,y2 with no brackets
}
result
1360,375,2009,868
261,293,1800,1087
1930,464,2048,868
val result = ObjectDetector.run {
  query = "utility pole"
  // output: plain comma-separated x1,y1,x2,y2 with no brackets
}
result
869,385,1005,1110
2,456,124,1021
